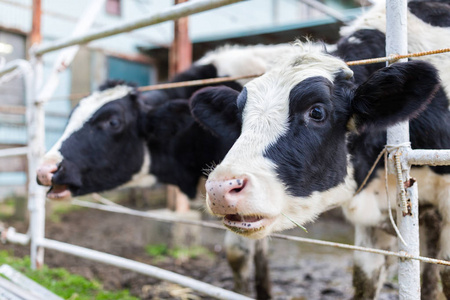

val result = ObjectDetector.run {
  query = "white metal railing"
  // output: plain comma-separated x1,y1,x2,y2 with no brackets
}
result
32,0,245,57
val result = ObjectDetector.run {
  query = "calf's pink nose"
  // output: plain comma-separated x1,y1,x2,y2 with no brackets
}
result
36,164,57,186
205,178,247,215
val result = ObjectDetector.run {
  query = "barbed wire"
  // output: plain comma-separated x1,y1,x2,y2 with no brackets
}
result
27,47,450,103
71,198,450,267
346,47,450,66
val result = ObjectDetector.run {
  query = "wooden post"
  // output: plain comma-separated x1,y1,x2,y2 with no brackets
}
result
167,0,192,213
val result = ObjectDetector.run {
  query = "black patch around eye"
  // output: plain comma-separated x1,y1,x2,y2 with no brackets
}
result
263,75,350,198
236,87,247,112
288,76,332,114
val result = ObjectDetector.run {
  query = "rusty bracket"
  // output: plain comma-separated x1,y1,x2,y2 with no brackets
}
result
402,177,416,217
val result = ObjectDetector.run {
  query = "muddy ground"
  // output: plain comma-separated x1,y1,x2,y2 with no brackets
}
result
1,194,401,300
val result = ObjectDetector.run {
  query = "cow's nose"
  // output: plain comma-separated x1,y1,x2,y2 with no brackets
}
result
205,178,248,215
36,163,58,186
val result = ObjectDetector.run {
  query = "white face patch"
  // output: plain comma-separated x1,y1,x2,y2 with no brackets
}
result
43,85,133,164
206,46,355,237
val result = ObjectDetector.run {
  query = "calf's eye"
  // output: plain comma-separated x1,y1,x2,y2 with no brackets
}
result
109,118,121,128
309,106,325,121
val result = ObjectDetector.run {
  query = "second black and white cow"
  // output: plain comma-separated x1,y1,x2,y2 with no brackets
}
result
192,1,450,299
36,44,298,299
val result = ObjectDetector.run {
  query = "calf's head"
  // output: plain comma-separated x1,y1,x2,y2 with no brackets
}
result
37,83,158,199
192,46,440,239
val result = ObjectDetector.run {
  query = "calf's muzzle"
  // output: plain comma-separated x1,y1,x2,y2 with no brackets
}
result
36,163,58,186
205,178,248,215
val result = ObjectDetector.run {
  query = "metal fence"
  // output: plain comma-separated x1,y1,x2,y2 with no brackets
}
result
0,0,449,299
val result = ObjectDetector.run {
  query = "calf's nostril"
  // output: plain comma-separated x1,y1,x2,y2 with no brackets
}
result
230,178,247,194
230,187,243,193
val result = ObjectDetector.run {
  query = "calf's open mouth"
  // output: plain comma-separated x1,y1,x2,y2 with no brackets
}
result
47,184,72,200
223,214,274,235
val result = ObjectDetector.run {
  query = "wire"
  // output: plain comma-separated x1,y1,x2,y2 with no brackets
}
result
37,47,450,102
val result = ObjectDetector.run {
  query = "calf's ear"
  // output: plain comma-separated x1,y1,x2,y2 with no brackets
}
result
190,86,241,139
349,61,440,132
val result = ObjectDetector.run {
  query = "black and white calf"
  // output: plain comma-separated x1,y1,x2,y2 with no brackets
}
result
36,44,297,299
192,2,450,299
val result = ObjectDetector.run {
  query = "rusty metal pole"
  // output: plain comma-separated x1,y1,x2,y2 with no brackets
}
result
167,0,192,212
169,0,193,76
30,0,42,45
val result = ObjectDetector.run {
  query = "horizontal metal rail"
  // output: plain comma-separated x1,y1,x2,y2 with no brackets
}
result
0,65,18,78
0,147,28,158
38,238,252,300
33,0,245,56
0,63,20,78
407,149,450,166
0,60,33,161
0,105,27,115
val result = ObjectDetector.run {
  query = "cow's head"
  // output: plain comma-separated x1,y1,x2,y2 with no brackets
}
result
192,45,440,239
37,82,159,199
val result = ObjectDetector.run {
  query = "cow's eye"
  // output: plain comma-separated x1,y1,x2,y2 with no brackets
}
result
109,118,121,128
309,106,325,121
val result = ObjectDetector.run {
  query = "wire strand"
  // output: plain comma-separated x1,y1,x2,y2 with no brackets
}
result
36,47,450,102
71,198,450,267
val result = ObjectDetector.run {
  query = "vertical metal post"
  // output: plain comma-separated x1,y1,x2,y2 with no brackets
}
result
386,0,421,299
27,55,47,270
29,0,46,270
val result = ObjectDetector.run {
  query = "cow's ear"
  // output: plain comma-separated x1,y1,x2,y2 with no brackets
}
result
141,99,194,139
190,86,242,139
348,61,440,132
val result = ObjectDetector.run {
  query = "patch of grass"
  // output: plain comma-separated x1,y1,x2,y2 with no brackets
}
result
0,202,14,218
0,196,23,219
145,243,170,257
169,246,213,260
145,243,213,262
0,250,138,300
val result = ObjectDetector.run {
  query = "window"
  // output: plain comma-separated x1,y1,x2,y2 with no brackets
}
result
106,0,121,16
